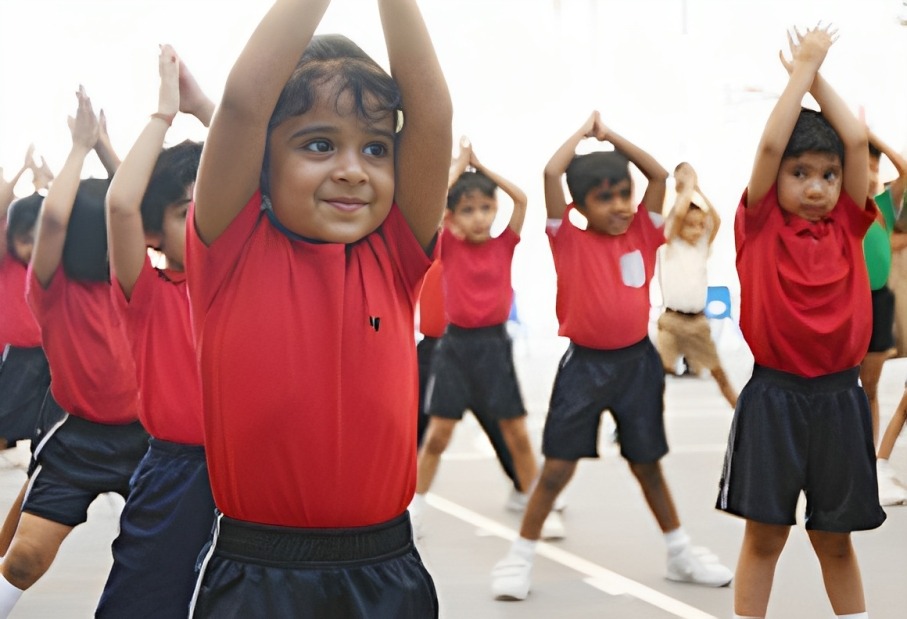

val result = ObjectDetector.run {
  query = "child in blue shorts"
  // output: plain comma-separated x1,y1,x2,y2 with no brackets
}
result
716,26,885,619
491,111,733,602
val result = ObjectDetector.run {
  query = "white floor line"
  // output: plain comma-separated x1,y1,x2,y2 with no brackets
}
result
426,494,718,619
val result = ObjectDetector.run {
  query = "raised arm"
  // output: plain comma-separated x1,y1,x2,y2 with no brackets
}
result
448,136,471,189
194,0,331,245
379,0,453,249
107,45,181,297
469,148,527,235
749,26,832,207
32,86,99,287
597,120,668,214
544,112,598,220
94,110,121,176
178,54,215,128
0,146,33,256
870,129,907,209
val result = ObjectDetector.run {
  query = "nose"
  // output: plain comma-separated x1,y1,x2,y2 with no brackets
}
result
333,149,368,185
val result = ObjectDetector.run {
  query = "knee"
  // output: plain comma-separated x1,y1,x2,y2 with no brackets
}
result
629,461,665,489
2,545,52,589
538,464,573,493
809,532,853,560
423,424,453,455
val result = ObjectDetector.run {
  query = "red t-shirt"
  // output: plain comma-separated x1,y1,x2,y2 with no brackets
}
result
0,254,41,347
418,259,446,338
736,187,876,377
26,266,140,424
439,226,519,328
186,192,430,527
113,257,204,445
547,204,664,349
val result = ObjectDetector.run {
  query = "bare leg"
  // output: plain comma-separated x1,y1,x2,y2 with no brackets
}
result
415,417,458,494
497,417,538,496
734,520,790,617
628,461,680,533
807,530,865,616
859,349,894,447
519,458,577,540
878,387,907,460
0,512,73,590
710,365,738,409
0,481,27,558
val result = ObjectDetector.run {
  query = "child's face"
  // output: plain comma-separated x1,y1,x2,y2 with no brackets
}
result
11,229,35,264
447,189,498,243
158,185,192,271
579,178,634,235
777,152,843,222
679,207,706,245
267,90,396,243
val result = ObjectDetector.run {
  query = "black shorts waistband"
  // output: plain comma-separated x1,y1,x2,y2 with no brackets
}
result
570,337,653,362
752,364,860,393
445,323,507,337
215,512,413,566
665,308,705,317
148,437,205,457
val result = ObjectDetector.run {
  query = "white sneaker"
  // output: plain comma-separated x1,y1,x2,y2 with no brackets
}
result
491,553,532,600
666,545,733,587
540,511,566,540
878,469,907,506
505,489,567,513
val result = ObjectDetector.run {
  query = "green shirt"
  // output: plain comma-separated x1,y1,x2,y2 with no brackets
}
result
864,187,897,290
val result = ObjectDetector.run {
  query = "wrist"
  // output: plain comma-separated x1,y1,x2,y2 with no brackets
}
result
150,112,175,126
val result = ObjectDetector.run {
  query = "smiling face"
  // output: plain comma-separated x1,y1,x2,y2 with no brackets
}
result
578,178,635,235
448,189,498,243
266,89,396,243
777,151,843,222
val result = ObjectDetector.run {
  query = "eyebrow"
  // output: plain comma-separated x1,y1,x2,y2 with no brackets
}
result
285,123,396,143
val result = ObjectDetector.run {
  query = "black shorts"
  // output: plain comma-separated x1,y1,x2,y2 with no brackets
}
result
717,365,887,532
416,336,439,445
543,338,667,464
868,286,896,353
23,405,149,528
96,439,216,619
189,512,438,619
425,324,526,421
0,345,50,442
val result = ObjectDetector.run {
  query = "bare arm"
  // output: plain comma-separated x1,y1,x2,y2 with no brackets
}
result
448,136,471,188
544,112,598,220
107,45,181,298
194,0,331,245
870,129,907,208
32,86,99,287
94,110,121,176
702,191,722,244
469,148,527,236
0,146,33,257
597,121,668,214
178,54,216,128
379,0,452,250
749,27,831,207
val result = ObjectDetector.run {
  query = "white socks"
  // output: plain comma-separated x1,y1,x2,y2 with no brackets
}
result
511,536,537,562
664,527,691,556
0,575,23,618
836,613,868,619
732,615,762,619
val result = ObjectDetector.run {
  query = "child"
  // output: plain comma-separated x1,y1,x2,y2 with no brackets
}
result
95,46,216,618
656,161,738,408
0,87,148,617
0,146,49,455
717,26,885,618
411,139,548,536
491,111,733,602
185,0,451,616
859,130,907,447
877,379,907,506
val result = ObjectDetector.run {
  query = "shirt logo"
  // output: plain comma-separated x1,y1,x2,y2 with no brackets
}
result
620,250,645,288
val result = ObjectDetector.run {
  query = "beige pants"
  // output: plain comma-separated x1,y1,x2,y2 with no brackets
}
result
656,310,720,373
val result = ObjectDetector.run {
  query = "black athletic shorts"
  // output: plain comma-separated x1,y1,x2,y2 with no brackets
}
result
543,338,667,464
868,286,896,353
189,511,438,618
717,365,887,532
0,345,50,442
425,324,526,421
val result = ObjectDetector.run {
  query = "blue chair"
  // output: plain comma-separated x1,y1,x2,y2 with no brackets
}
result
704,286,732,320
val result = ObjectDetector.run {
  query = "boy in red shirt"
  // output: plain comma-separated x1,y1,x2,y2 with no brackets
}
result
0,87,148,617
491,111,733,601
185,1,451,616
717,26,885,619
96,46,216,618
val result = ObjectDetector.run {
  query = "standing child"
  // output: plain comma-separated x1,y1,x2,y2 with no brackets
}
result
656,161,738,408
0,87,148,618
185,0,452,616
95,45,216,618
410,138,548,536
717,26,885,619
491,111,733,602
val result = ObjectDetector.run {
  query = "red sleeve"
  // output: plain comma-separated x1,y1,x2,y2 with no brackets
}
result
379,204,433,297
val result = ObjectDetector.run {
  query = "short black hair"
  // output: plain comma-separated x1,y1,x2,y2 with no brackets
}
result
782,108,844,165
6,193,43,258
140,140,202,239
263,34,402,196
565,151,630,207
62,178,110,282
447,171,497,211
869,142,882,160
